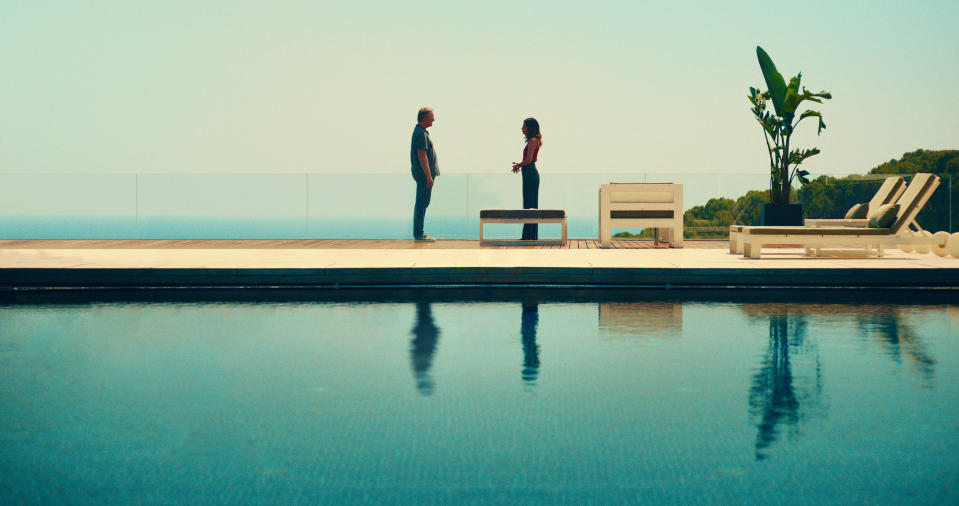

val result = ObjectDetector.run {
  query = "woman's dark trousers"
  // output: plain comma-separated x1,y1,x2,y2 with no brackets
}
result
521,163,540,240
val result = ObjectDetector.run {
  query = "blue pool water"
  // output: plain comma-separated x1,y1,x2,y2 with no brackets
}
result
1,290,957,504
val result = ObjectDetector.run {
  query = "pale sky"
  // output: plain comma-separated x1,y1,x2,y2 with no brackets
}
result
2,0,957,175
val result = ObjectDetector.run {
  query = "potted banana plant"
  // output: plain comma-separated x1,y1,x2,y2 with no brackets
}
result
749,46,832,225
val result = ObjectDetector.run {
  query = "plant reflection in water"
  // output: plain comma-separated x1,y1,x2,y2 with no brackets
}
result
747,312,823,461
856,309,936,388
745,304,936,460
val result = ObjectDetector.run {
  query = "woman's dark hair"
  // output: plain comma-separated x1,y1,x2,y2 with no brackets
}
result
523,117,542,143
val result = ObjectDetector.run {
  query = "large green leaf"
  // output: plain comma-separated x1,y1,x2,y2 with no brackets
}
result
760,118,779,139
782,74,803,120
756,46,787,117
800,89,831,104
788,148,821,166
799,110,827,134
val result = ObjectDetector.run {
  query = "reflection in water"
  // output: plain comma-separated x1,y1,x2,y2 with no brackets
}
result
521,301,540,383
747,312,823,461
410,302,440,396
744,304,940,459
856,309,936,387
598,302,683,335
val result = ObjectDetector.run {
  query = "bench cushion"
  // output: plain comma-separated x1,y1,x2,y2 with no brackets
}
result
480,209,566,219
610,210,673,219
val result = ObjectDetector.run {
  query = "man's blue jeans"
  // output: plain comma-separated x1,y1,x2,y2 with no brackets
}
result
413,179,432,238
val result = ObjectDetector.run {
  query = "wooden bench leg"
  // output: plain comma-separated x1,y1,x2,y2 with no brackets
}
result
562,220,567,246
744,239,762,259
479,221,485,246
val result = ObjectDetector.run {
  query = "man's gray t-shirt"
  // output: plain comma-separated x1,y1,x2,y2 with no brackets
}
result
410,124,439,180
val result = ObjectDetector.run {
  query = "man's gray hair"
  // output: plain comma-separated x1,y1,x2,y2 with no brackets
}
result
417,107,433,122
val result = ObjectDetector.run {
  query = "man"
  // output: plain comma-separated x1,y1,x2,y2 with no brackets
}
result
410,107,438,241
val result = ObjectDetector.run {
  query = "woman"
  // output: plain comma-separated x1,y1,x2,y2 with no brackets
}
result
511,117,542,240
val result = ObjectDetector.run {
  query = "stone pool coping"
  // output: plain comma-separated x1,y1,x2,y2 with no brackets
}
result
2,244,958,289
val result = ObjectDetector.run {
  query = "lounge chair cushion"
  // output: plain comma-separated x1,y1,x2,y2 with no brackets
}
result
844,203,869,219
869,177,907,207
868,203,899,228
746,226,891,236
890,173,938,234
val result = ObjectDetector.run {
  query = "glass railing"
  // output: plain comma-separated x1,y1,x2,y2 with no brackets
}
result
797,174,956,237
0,172,954,239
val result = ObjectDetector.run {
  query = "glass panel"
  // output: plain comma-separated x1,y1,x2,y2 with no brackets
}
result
1,172,954,239
0,174,136,238
798,174,957,234
915,173,954,234
307,173,411,239
137,174,308,239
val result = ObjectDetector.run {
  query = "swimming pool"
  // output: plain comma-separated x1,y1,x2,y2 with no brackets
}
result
1,290,957,504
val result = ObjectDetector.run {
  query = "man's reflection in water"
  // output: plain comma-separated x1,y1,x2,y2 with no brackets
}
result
748,313,822,461
521,300,540,384
410,302,440,396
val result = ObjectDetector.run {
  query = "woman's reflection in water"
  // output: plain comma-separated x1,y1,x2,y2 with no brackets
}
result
521,300,540,384
410,301,440,396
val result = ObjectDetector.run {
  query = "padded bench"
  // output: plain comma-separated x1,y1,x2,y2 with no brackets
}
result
479,209,568,246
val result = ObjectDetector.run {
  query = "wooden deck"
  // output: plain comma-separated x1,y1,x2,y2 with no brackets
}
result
0,239,727,250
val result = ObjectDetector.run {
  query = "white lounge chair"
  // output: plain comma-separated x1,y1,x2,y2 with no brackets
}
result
730,176,907,254
804,176,907,228
739,173,944,259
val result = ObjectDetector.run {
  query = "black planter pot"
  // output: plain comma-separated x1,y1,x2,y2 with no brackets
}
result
760,203,803,226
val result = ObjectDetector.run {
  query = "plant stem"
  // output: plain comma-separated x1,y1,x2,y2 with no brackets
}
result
763,129,776,201
782,133,791,204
